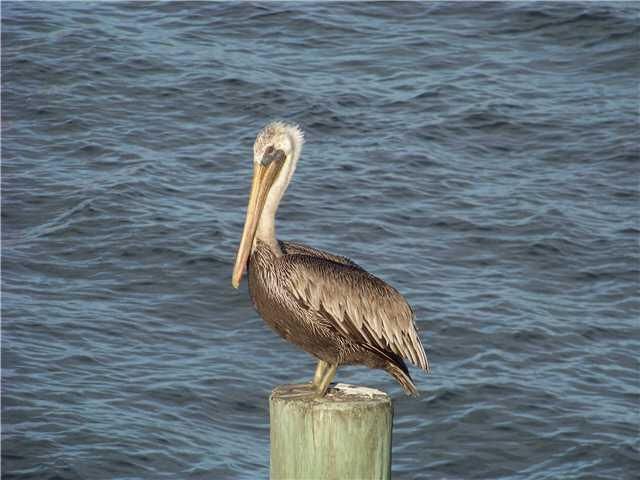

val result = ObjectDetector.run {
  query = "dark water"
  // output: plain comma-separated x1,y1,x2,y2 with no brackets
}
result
2,2,639,479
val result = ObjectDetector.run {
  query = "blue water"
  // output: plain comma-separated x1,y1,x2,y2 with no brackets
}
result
2,2,639,479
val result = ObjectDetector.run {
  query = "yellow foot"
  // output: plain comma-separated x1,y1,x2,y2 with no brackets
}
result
278,383,316,400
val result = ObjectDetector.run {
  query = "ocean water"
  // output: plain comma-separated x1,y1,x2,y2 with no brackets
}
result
2,2,639,479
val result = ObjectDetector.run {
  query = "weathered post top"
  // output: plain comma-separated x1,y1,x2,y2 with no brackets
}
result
270,383,393,480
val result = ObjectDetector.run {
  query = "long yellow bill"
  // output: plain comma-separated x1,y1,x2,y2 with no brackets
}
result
232,160,283,288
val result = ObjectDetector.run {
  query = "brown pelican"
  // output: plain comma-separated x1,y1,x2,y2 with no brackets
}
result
232,121,429,396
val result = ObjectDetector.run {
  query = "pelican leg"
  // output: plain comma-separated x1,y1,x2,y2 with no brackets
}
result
315,363,337,397
312,360,330,388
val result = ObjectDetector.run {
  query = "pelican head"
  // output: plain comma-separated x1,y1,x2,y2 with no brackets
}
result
232,122,304,288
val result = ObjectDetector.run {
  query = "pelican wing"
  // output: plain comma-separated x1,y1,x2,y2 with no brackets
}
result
280,254,429,372
280,240,362,269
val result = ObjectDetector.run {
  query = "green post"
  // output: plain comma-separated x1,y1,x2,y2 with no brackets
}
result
269,383,393,480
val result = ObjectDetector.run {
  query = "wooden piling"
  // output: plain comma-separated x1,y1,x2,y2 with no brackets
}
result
269,383,393,480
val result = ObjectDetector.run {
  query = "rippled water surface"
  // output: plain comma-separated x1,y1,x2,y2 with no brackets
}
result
2,2,639,479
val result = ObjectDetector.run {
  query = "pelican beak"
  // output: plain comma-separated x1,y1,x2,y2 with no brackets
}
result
232,152,285,288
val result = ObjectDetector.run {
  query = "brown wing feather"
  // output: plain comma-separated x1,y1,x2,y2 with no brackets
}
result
279,252,430,372
280,240,362,269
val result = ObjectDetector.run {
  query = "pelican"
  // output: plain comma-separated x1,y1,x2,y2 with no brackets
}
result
232,121,429,396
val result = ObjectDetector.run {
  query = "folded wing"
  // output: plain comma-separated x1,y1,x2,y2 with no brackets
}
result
278,252,429,372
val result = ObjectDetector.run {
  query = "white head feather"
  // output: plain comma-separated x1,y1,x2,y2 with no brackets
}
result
253,121,305,251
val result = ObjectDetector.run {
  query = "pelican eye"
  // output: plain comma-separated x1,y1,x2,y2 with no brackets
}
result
261,146,286,165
